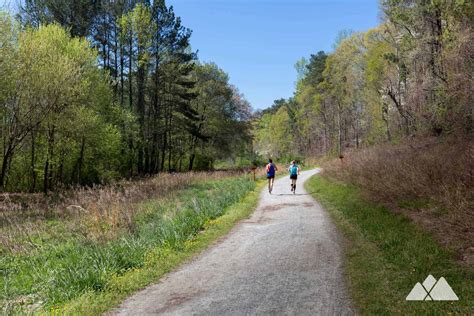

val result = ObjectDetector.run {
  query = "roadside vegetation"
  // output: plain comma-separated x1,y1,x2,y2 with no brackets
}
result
306,173,473,314
322,137,473,264
1,172,261,314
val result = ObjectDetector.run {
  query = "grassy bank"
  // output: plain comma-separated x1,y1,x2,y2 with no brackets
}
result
305,174,473,314
321,138,473,262
1,175,264,315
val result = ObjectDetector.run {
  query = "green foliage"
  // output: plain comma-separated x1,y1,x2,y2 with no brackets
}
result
254,99,300,160
0,19,126,191
20,0,100,37
190,62,253,170
302,51,327,86
0,2,254,192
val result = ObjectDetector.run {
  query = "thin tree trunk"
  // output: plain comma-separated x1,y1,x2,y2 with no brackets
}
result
128,37,133,109
188,153,196,171
337,101,343,156
120,40,125,106
382,102,392,141
43,125,55,194
77,137,85,184
0,146,13,189
168,129,172,171
30,130,37,192
160,132,166,171
137,62,146,174
355,119,359,149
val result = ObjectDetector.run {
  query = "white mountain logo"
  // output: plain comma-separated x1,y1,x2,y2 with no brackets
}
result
406,275,459,301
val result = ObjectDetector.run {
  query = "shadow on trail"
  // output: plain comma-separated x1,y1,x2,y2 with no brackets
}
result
275,192,318,196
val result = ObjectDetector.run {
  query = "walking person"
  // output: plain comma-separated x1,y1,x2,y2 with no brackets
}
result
288,160,300,194
266,159,278,194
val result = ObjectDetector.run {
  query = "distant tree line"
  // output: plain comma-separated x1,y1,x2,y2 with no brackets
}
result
254,0,473,159
0,0,252,192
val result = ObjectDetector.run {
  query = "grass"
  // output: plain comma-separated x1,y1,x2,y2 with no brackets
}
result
1,175,264,315
305,174,473,315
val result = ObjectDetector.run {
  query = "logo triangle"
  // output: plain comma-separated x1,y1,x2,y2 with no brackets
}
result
422,274,437,292
406,282,428,301
429,277,459,301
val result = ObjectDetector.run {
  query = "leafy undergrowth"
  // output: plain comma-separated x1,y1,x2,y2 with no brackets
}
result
305,174,473,315
1,176,261,314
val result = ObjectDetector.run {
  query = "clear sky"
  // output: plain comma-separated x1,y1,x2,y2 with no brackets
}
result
167,0,381,109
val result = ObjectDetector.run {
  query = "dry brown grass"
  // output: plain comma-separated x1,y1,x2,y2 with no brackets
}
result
321,136,474,264
0,170,245,252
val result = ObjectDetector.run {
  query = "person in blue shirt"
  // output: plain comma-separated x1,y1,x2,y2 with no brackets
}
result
288,160,300,194
266,159,278,194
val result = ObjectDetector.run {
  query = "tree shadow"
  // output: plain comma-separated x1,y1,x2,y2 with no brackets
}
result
275,192,317,196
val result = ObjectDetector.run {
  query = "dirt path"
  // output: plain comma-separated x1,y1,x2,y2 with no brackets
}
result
112,169,354,315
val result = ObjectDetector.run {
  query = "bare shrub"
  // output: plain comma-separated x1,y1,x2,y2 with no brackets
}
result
444,25,474,133
322,137,473,260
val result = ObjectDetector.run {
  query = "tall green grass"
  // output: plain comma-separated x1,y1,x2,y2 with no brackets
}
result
1,176,255,314
305,174,473,315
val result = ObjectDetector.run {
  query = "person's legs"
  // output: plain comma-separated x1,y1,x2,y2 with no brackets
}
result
268,177,274,193
292,179,297,193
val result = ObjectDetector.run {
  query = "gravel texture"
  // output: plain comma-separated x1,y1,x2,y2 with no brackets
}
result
112,169,354,315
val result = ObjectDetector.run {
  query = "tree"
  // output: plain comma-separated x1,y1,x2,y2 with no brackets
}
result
20,0,101,37
189,63,252,170
0,19,123,191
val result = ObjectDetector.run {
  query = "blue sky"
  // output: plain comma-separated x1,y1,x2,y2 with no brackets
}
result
167,0,381,109
0,0,381,110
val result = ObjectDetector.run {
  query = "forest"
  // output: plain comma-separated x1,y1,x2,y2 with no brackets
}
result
254,0,473,160
1,0,473,192
0,0,253,193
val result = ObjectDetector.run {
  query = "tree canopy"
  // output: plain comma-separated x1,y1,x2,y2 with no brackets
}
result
0,1,254,192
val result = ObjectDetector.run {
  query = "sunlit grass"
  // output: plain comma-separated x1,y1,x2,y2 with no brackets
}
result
305,174,473,315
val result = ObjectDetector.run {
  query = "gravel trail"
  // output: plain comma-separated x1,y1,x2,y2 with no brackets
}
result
112,169,354,315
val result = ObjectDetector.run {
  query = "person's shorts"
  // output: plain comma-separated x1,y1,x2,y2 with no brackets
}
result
290,174,297,180
267,175,275,179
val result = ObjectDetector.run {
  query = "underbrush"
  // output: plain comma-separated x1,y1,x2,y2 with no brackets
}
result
0,171,240,252
306,175,473,314
322,137,473,263
1,175,256,314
